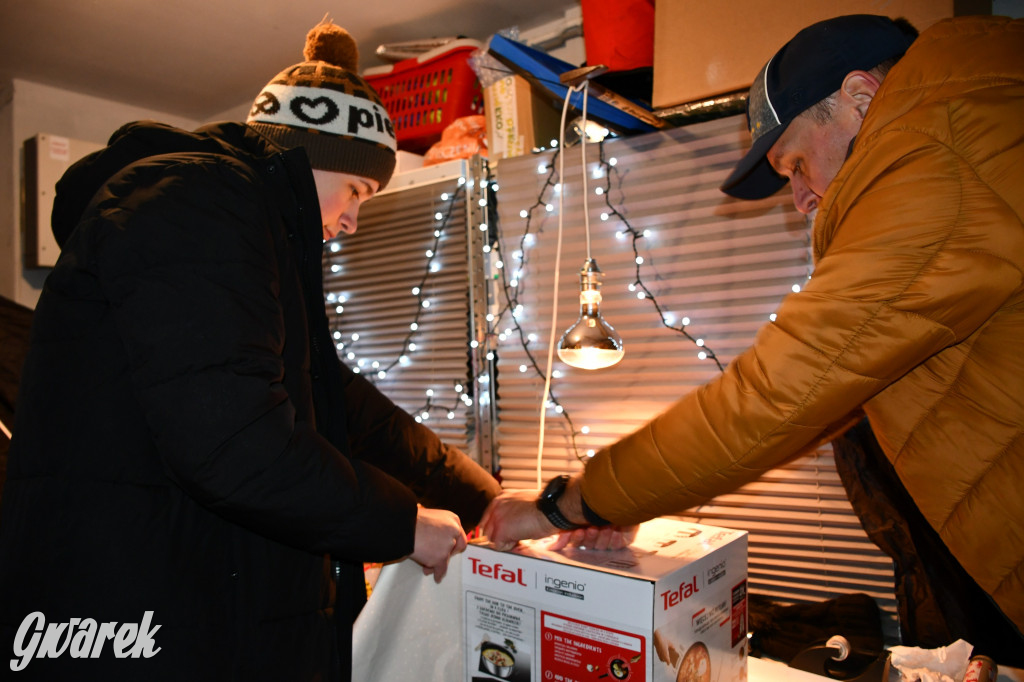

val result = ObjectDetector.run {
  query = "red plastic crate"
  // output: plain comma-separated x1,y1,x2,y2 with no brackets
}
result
363,39,484,153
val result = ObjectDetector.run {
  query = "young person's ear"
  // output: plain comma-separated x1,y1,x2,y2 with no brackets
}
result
841,70,881,120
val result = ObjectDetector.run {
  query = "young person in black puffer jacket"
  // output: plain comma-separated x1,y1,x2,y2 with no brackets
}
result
0,19,500,681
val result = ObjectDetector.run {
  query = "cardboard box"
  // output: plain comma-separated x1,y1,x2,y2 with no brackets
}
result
484,75,562,161
652,1,955,110
463,517,748,682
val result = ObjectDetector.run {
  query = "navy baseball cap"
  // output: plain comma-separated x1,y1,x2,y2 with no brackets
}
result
720,15,917,200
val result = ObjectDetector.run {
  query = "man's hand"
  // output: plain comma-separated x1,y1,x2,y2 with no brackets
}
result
479,489,555,551
480,484,639,552
410,505,467,583
547,524,638,551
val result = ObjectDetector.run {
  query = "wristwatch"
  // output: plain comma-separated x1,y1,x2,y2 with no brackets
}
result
536,475,583,530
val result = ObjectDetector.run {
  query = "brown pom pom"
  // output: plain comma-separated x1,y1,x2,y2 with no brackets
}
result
303,17,359,71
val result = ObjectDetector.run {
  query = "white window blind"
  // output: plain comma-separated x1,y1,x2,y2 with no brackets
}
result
487,114,898,630
321,160,492,462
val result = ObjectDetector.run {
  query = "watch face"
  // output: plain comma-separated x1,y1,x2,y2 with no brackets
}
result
538,476,579,530
542,475,569,501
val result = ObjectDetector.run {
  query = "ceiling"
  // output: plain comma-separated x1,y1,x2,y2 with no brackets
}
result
0,0,580,121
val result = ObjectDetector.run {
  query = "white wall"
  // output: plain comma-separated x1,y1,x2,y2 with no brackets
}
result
0,79,199,308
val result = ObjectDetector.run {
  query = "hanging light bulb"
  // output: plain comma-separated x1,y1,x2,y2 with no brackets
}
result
557,258,624,370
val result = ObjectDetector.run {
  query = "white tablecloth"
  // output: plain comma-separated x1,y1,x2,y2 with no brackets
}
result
352,558,466,681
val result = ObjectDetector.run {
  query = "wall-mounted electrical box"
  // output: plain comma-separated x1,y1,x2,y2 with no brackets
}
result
23,133,103,268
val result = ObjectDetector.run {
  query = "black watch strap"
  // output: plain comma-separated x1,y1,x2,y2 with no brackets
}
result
581,496,611,527
536,475,584,530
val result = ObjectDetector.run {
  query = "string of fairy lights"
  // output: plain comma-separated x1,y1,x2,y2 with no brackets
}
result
322,134,812,459
323,179,477,424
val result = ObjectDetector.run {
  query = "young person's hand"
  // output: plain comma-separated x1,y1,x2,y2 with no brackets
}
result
410,505,467,583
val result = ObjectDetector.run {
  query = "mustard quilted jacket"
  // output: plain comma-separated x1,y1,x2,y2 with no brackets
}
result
582,16,1024,630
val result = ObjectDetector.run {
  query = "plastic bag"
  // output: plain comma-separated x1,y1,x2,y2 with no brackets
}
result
423,115,488,166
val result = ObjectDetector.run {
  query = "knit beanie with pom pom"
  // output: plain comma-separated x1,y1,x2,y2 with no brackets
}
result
247,18,396,188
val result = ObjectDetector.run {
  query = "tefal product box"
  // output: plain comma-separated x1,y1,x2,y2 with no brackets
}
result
463,517,748,682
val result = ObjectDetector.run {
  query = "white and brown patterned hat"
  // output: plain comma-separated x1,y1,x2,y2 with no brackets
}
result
247,19,397,188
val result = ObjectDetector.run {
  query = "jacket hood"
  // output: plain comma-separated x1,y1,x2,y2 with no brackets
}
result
51,121,276,248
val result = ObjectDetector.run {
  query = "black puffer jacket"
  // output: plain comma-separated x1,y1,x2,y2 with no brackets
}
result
0,121,500,680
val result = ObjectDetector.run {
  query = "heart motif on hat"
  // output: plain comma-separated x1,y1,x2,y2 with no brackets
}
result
290,96,340,125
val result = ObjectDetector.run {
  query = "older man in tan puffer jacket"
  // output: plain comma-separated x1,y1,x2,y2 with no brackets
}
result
483,14,1024,651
